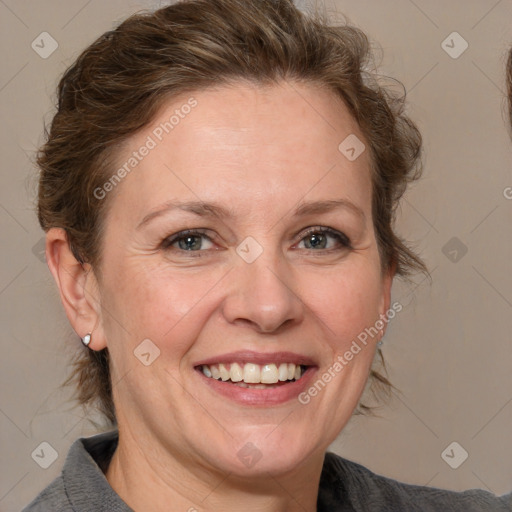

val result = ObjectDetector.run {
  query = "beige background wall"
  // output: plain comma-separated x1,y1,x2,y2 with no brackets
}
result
1,0,511,510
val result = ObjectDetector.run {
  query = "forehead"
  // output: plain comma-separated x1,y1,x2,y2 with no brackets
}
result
107,80,372,222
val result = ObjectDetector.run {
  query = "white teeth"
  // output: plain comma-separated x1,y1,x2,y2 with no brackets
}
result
211,365,221,380
219,364,229,381
200,362,306,385
278,363,288,381
260,364,278,384
230,362,243,382
243,363,261,383
219,363,230,381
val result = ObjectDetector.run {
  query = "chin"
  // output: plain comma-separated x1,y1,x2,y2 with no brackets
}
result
207,427,323,478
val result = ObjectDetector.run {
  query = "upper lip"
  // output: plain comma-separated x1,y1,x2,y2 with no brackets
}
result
194,350,317,367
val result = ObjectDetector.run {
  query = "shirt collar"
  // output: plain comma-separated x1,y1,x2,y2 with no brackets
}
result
63,429,354,511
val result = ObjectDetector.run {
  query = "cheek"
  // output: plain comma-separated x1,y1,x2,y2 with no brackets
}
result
101,260,226,357
303,261,383,348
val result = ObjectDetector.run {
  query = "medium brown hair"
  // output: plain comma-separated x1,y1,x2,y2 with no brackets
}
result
37,0,428,424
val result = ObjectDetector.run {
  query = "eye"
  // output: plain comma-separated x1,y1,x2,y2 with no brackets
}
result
161,229,214,252
161,227,351,256
296,227,351,251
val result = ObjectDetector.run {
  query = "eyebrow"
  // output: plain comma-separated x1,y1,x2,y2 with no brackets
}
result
137,198,365,229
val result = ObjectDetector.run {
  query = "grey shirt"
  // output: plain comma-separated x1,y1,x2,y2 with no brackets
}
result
22,430,512,511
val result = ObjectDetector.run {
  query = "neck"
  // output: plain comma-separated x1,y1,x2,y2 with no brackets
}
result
106,424,324,512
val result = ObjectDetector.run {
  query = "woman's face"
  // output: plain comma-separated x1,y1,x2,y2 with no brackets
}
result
93,81,393,476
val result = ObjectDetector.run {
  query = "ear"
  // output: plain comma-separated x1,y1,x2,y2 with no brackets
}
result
45,228,107,351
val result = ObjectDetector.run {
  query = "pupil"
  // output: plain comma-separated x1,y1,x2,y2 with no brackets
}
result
180,236,200,251
308,233,325,249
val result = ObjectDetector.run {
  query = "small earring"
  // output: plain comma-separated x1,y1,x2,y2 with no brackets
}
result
81,333,91,347
377,329,384,347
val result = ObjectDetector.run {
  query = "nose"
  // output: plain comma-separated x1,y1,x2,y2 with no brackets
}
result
221,248,304,334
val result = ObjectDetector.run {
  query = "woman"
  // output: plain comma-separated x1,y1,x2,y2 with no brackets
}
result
23,0,512,510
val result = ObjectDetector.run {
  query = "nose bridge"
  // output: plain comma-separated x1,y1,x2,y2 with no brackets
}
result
222,237,303,332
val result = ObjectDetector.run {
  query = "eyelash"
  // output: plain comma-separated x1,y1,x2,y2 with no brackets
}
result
161,227,352,256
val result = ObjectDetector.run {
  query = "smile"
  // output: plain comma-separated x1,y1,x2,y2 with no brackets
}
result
194,350,316,404
199,362,307,388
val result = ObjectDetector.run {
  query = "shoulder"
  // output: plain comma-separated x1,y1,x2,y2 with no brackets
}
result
21,475,71,512
320,451,512,512
22,430,131,512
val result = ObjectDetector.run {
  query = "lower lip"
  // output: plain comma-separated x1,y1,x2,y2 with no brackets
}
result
196,367,317,406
